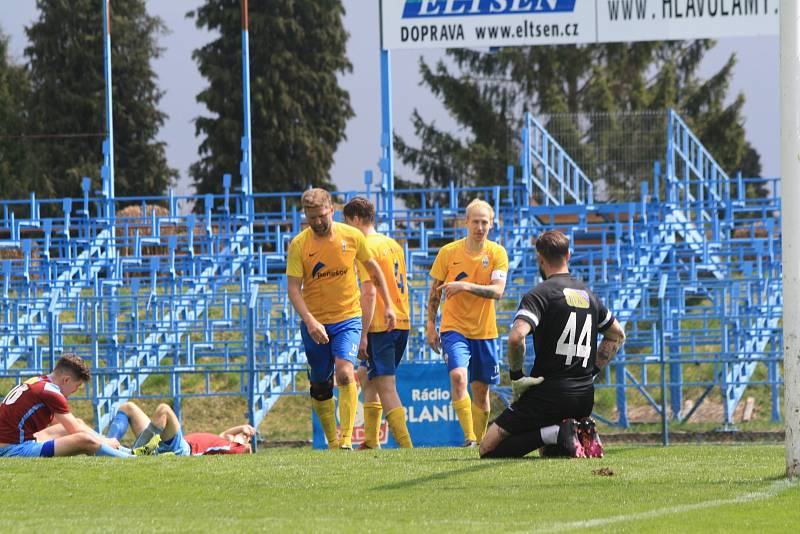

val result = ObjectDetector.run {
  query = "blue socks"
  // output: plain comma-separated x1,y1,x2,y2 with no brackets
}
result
96,443,135,458
107,411,130,440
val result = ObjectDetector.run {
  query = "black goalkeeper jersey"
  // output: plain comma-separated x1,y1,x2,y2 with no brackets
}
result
514,273,614,386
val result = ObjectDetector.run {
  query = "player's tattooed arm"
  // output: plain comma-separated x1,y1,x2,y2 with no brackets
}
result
596,319,626,370
427,278,444,321
507,319,532,372
507,338,526,373
596,339,621,370
426,279,445,354
469,284,503,299
508,319,543,400
443,277,507,300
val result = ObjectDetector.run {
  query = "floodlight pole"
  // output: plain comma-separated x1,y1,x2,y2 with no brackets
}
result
240,0,254,215
379,1,395,230
380,50,395,230
102,0,115,207
780,1,800,479
241,0,258,450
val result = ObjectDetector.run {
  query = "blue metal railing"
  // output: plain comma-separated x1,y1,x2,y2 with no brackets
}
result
522,112,594,206
0,117,785,432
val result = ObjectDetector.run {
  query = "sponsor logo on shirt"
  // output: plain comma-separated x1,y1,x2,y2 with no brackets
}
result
311,260,349,280
563,288,590,309
455,271,469,281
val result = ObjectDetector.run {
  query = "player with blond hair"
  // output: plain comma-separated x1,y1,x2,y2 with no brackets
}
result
427,198,509,447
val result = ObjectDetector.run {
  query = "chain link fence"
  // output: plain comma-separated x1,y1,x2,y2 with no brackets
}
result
538,111,668,202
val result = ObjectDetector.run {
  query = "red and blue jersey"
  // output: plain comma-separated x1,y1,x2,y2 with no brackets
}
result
0,376,70,444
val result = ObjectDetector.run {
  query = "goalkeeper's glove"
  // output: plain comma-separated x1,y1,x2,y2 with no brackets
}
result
510,369,544,402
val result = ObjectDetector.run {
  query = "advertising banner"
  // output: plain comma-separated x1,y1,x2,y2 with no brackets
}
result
381,0,596,50
381,0,779,51
312,362,464,448
597,0,778,43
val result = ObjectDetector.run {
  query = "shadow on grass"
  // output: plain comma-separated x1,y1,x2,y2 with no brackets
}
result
371,458,512,491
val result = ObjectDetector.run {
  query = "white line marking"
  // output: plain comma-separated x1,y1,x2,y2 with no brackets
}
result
533,478,798,533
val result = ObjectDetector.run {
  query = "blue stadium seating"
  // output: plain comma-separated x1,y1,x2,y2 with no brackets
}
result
0,109,782,433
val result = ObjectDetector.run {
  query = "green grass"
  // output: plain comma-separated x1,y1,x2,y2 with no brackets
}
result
0,445,797,533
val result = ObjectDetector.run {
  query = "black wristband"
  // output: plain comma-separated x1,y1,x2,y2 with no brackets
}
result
509,369,524,381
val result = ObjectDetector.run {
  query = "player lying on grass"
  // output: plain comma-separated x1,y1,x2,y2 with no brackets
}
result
479,231,626,459
0,353,133,458
106,401,255,456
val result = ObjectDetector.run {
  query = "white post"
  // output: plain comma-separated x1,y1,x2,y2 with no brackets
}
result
780,1,800,479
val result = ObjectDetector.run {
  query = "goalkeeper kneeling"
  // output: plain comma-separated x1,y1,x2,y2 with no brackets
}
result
479,230,625,459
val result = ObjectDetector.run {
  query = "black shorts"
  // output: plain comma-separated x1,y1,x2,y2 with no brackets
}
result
493,381,594,436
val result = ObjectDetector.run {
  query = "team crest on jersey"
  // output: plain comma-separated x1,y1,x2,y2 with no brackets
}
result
482,256,489,268
341,240,347,252
563,288,590,309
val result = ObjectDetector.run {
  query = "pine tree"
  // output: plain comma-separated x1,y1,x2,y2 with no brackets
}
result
0,31,37,200
24,0,175,200
189,0,353,199
397,42,762,202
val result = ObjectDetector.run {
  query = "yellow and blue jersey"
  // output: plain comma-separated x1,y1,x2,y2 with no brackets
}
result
429,238,509,339
286,222,372,324
357,233,411,333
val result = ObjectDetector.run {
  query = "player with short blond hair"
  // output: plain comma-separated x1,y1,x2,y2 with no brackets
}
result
427,198,509,447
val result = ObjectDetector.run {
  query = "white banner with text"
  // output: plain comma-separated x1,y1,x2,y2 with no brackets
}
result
381,0,779,50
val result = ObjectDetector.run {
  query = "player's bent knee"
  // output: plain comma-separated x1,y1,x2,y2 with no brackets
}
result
450,372,468,387
77,431,101,452
309,379,334,401
479,436,495,457
479,424,505,458
335,362,355,384
336,374,353,386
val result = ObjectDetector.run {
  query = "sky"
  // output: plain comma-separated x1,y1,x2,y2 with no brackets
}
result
0,1,780,198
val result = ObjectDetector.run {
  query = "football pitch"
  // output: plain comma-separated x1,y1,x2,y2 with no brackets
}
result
1,445,797,533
